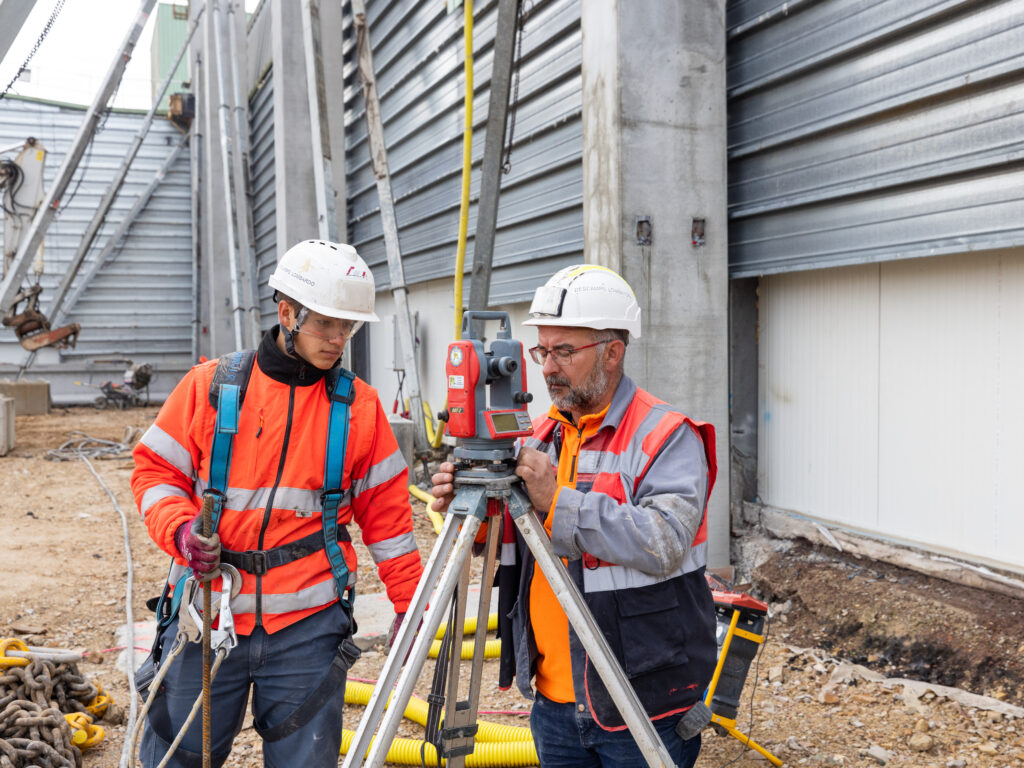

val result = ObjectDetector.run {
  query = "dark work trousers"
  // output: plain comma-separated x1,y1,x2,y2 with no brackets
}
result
529,692,702,768
139,601,354,768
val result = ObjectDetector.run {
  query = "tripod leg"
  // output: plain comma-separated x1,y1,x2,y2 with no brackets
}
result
441,503,503,767
359,514,484,768
512,508,677,768
342,513,461,768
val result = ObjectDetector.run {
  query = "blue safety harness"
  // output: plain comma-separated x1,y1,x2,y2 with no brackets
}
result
149,350,356,649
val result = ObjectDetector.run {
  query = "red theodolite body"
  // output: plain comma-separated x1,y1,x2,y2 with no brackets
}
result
440,311,533,459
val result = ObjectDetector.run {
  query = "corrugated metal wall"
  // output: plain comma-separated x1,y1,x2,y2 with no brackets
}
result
758,252,1024,573
0,97,192,404
727,0,1024,276
248,67,277,329
341,0,583,304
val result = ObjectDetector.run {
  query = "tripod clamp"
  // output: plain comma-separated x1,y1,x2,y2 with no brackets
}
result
448,461,532,523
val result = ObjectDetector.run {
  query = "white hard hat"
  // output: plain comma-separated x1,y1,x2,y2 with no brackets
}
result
268,240,379,323
523,264,641,340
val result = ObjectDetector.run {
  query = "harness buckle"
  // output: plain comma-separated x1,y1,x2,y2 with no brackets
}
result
246,550,268,576
321,488,344,507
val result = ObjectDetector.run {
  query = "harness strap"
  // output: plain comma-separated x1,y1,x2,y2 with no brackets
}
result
255,636,362,742
220,526,352,576
207,350,254,534
322,368,356,610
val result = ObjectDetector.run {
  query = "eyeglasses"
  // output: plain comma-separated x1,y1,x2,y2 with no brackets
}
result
296,317,358,343
528,339,611,366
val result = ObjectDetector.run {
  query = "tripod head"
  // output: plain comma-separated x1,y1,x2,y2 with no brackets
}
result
442,311,534,462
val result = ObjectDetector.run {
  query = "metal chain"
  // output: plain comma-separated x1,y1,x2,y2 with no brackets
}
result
0,0,69,103
501,0,531,175
0,657,100,768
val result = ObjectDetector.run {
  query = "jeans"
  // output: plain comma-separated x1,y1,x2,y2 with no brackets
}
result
139,601,353,768
530,693,702,768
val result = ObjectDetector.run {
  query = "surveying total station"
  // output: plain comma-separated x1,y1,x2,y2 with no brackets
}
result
441,309,534,459
341,311,684,768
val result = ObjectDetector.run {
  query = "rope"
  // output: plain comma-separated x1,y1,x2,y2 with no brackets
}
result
44,430,142,766
45,427,142,462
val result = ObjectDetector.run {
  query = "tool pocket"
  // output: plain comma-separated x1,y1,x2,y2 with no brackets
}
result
613,580,688,677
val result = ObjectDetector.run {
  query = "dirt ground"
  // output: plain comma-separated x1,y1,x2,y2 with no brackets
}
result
2,406,1023,767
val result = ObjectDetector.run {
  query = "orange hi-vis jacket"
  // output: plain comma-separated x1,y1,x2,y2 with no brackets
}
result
131,329,423,635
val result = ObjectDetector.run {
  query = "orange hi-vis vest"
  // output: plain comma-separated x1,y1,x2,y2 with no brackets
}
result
508,376,718,730
131,331,422,635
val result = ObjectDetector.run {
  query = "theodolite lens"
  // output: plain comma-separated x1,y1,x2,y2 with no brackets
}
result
489,356,518,377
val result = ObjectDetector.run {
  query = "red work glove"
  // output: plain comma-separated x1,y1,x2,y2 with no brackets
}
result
174,515,221,582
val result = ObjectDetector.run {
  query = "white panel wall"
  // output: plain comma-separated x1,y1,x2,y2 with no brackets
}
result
365,278,553,431
759,250,1024,572
758,265,880,530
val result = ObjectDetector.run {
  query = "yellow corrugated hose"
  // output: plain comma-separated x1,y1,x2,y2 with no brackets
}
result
340,728,538,766
342,681,536,764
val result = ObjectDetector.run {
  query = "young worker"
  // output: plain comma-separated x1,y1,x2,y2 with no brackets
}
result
431,265,718,768
132,240,422,767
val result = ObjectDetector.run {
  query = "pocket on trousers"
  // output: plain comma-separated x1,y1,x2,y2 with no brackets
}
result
613,581,689,677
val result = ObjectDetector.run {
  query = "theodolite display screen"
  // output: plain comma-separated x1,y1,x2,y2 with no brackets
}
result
490,412,520,433
482,409,533,439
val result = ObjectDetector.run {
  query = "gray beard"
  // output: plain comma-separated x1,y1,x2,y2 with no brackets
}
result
546,360,609,413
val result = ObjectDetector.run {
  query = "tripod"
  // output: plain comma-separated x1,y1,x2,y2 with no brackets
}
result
341,460,680,768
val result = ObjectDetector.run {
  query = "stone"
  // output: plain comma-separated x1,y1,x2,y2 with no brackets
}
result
915,719,931,733
976,742,997,755
10,622,46,635
818,685,840,705
865,745,894,765
909,733,934,752
768,664,785,683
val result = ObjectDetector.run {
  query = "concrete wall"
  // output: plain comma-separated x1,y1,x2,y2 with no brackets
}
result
580,0,730,566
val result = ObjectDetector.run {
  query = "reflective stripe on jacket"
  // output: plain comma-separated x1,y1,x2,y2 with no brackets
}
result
131,329,422,635
512,375,718,729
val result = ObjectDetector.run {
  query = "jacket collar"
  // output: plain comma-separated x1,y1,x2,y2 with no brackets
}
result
256,326,334,387
601,374,636,430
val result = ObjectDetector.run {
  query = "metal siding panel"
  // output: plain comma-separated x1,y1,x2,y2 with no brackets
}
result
758,266,880,529
727,0,1024,276
249,68,278,330
0,97,193,403
342,0,583,303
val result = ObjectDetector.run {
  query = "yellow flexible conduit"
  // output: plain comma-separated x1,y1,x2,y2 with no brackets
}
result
394,17,519,760
342,681,537,765
401,0,474,466
453,0,474,341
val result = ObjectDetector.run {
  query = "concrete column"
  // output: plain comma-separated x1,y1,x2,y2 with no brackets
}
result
195,2,235,357
320,0,348,240
729,277,758,532
270,0,319,253
581,0,730,567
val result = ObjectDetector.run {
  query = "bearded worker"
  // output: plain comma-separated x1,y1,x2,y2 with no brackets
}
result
430,264,718,768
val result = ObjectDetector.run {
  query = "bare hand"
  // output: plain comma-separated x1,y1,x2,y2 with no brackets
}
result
429,462,456,513
515,446,557,512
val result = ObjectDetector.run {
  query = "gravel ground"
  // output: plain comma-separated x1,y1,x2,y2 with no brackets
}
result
1,407,1021,767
